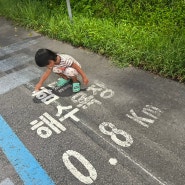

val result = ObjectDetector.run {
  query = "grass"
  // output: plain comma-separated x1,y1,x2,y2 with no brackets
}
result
0,0,185,81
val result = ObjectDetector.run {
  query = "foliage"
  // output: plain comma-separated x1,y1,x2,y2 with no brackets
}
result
0,0,185,81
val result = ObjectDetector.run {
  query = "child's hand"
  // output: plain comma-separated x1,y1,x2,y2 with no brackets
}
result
83,77,89,85
35,83,42,91
32,87,44,96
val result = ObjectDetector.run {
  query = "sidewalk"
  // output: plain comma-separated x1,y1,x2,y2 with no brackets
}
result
1,17,185,185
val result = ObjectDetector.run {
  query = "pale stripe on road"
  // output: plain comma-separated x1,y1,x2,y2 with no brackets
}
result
0,53,34,72
0,66,42,95
0,38,39,57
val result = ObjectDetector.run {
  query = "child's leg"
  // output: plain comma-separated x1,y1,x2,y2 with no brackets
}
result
63,67,79,81
58,73,69,80
70,76,78,83
71,78,81,92
56,73,70,87
63,68,81,92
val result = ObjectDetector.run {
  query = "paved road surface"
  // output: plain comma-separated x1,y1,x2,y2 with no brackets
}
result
0,17,185,185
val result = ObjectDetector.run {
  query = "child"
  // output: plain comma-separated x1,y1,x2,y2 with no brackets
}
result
34,48,89,92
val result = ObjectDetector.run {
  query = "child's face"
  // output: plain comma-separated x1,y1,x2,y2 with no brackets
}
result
47,60,55,68
47,56,60,68
55,55,61,65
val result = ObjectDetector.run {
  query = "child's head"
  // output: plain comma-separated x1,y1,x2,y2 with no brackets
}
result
35,48,57,67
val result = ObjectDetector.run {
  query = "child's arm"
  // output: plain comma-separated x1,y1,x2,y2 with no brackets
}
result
71,63,89,85
35,68,52,91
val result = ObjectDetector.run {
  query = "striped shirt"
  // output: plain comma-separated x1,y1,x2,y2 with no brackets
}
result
52,54,80,74
58,54,77,67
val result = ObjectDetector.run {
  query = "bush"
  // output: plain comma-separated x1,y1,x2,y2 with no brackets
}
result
0,0,185,81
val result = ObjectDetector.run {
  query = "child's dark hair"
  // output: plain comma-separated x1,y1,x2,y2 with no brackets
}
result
35,48,57,67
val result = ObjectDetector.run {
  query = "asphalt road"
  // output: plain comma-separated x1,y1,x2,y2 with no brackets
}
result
0,17,185,185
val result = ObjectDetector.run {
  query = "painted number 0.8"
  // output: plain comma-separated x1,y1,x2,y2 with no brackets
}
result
62,122,133,184
99,122,133,147
63,150,97,184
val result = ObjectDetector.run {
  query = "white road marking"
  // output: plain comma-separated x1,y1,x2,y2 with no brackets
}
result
32,87,59,105
0,178,14,185
51,100,167,185
109,158,118,166
126,109,154,128
26,81,167,184
63,150,97,184
69,115,167,185
0,66,42,95
99,122,133,147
